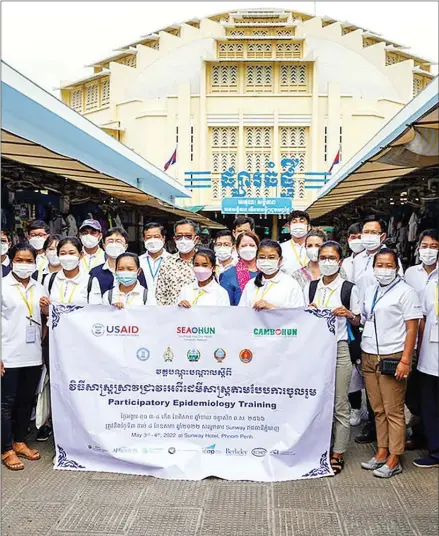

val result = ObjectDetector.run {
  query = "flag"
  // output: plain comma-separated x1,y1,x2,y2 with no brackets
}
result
328,147,341,173
164,148,177,171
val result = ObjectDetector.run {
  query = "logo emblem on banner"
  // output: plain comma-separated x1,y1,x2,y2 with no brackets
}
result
214,348,226,363
136,348,150,361
91,324,105,337
168,447,176,454
187,349,201,362
239,349,253,363
163,347,174,362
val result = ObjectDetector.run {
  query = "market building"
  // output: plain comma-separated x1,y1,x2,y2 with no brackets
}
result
58,8,435,236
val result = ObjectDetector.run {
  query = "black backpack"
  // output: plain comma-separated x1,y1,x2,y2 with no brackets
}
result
48,273,95,304
108,286,148,305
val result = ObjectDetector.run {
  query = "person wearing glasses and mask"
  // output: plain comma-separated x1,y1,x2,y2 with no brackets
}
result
360,249,422,478
214,230,236,277
78,219,105,272
342,223,365,283
34,235,62,285
239,239,304,309
139,223,170,305
155,219,198,306
280,211,311,276
27,220,49,274
305,241,361,475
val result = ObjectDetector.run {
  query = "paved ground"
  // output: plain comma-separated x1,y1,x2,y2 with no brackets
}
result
2,429,438,536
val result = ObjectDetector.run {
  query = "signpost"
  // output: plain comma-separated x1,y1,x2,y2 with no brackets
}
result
221,197,292,215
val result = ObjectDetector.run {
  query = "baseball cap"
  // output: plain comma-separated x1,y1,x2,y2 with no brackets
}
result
79,219,102,232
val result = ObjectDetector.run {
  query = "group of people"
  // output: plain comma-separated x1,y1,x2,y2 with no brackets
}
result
1,211,438,479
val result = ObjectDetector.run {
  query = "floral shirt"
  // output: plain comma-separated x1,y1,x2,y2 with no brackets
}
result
155,253,196,305
292,264,348,290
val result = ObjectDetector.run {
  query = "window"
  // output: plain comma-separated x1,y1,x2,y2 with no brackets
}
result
70,89,83,112
247,42,272,58
210,64,238,93
190,124,194,162
280,127,307,199
211,127,238,199
101,79,110,106
276,43,302,59
279,64,308,92
218,43,244,59
245,127,272,196
176,125,179,145
228,29,245,36
339,126,343,163
120,55,137,68
85,83,99,111
252,30,269,37
276,30,293,37
413,75,429,96
324,125,328,162
245,64,273,92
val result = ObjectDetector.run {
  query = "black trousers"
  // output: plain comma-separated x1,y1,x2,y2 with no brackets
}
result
1,366,42,453
349,390,362,410
420,371,439,460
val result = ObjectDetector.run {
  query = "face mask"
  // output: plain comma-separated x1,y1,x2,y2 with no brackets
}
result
239,246,257,261
349,239,365,254
176,238,195,254
361,234,382,252
374,267,397,286
419,248,439,266
319,260,340,276
46,252,60,267
105,243,126,259
144,238,164,254
193,267,213,282
306,247,319,263
1,243,9,256
116,271,138,286
256,259,279,276
214,246,233,262
290,223,308,239
59,255,80,271
28,236,46,250
12,263,36,279
81,235,100,249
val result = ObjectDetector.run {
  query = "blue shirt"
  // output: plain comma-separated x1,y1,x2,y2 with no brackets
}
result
90,262,147,295
220,266,258,306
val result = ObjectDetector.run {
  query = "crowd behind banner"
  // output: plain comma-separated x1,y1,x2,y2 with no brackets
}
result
1,211,438,478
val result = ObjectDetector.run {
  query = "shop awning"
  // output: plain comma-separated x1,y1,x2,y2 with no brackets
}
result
307,77,439,220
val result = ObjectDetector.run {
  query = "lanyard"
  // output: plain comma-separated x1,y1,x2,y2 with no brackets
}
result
16,285,34,319
291,242,306,268
60,281,78,304
82,253,98,271
370,279,401,315
146,257,162,280
316,286,337,308
192,289,206,306
119,291,137,306
37,257,46,272
255,281,274,302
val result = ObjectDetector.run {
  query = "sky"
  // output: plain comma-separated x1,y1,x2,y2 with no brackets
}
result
2,1,438,93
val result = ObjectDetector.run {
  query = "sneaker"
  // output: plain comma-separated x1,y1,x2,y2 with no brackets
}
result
349,409,361,426
413,456,439,468
361,456,387,470
373,463,403,478
36,425,53,442
354,424,377,444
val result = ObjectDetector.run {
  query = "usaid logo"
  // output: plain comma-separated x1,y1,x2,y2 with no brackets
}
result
91,324,105,337
91,324,139,337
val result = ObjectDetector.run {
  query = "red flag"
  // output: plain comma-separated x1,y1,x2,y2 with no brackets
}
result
164,148,177,171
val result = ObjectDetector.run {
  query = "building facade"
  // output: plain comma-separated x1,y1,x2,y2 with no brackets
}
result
60,8,435,227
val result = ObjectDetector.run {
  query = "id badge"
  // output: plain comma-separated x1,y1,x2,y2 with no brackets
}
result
430,322,439,343
26,325,37,344
363,320,374,339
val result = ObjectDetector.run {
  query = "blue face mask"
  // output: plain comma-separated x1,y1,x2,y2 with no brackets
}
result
115,271,138,286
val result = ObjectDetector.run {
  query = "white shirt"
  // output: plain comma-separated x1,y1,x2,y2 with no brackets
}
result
1,273,47,367
342,254,355,283
239,271,304,308
304,275,360,342
418,277,438,377
361,278,422,355
280,240,307,276
80,247,105,273
36,253,48,274
139,250,170,305
103,281,150,307
215,259,237,278
178,279,230,306
44,269,102,305
2,256,10,267
404,264,437,302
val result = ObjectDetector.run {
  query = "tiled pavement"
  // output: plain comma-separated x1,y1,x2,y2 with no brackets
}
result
2,433,438,536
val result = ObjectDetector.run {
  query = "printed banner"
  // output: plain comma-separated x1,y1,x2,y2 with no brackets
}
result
49,305,337,481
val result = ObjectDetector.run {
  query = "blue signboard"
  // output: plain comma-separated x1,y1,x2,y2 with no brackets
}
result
221,197,292,215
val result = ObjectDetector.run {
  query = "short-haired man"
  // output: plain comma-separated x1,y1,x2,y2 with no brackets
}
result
139,222,170,305
155,219,198,305
280,210,311,276
79,219,105,272
341,222,365,283
214,230,236,276
1,230,12,269
405,229,439,301
27,220,49,272
232,216,255,240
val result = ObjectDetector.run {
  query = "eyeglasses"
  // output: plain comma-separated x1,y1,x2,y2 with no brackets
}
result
175,234,194,240
106,239,125,245
362,230,381,236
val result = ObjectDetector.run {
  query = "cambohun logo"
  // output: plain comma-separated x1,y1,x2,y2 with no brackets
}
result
92,323,139,337
164,347,174,362
253,327,298,337
251,448,267,458
187,349,201,362
168,447,176,454
91,323,105,337
214,348,226,363
136,348,150,361
239,349,253,363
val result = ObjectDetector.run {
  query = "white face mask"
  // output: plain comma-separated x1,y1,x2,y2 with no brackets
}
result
374,267,397,286
256,259,279,276
81,234,100,249
105,243,126,259
290,223,308,239
306,247,319,263
28,236,46,250
214,246,233,262
144,238,164,254
59,255,80,271
46,252,60,267
12,263,36,279
239,246,257,261
419,248,439,266
319,259,340,276
1,243,9,256
361,233,382,252
175,238,195,254
349,239,365,254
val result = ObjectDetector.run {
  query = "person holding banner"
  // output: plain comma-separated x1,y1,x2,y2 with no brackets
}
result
178,249,230,307
291,229,327,289
103,253,149,307
360,248,422,478
305,240,361,475
239,239,304,309
1,243,47,471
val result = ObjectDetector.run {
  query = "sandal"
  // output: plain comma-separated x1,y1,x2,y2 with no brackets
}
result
2,450,25,471
13,442,40,461
330,456,345,475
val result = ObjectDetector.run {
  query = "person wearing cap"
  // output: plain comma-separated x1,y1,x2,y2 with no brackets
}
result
79,219,105,272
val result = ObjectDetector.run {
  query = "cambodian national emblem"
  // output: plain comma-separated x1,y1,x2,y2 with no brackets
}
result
164,347,174,362
239,349,253,363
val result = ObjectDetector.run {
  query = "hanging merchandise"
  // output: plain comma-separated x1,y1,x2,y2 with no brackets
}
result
408,211,419,242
